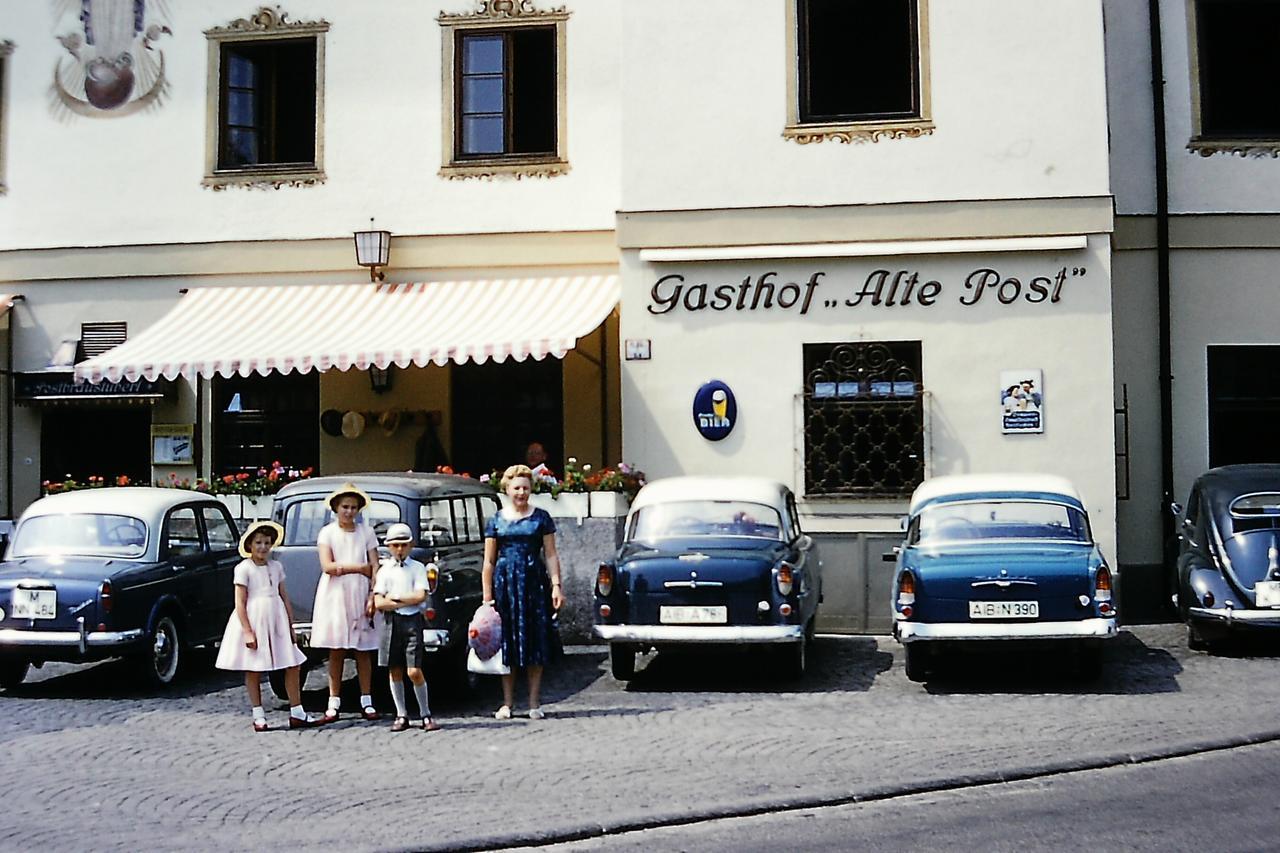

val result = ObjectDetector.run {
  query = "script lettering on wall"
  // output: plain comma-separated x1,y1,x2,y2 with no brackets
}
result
51,0,173,117
647,266,1089,316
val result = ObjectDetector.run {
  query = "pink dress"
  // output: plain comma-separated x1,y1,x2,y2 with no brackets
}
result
309,522,380,651
215,559,307,672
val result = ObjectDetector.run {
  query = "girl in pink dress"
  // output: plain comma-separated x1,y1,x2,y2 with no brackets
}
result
311,483,381,722
216,520,321,731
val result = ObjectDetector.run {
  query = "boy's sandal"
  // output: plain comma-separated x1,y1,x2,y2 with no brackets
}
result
252,720,270,733
420,718,442,732
362,706,380,721
390,717,410,732
494,705,512,720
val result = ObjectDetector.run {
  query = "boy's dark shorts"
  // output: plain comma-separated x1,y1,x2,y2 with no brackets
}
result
378,611,427,669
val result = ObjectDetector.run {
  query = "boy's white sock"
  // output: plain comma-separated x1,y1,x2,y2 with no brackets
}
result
327,695,341,712
413,681,431,719
289,705,306,720
389,679,408,717
251,705,266,723
360,693,373,709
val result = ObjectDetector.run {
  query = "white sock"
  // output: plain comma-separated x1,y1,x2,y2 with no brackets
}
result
413,681,431,719
290,705,306,720
251,705,266,722
389,679,408,717
327,695,341,712
359,693,373,709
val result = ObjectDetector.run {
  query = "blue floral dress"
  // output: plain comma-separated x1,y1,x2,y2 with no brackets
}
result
486,508,560,668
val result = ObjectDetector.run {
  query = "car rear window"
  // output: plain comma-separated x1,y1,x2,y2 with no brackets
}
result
11,513,148,558
629,501,784,541
1228,493,1280,532
913,501,1090,544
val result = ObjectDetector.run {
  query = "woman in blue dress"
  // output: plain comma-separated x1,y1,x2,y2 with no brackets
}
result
482,463,564,720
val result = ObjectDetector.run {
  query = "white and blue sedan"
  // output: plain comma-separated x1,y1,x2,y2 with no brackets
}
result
889,474,1117,682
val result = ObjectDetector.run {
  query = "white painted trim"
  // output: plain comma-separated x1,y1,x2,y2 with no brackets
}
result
638,235,1089,263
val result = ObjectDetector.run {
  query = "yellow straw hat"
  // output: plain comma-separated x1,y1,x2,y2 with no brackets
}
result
238,520,285,559
326,482,372,511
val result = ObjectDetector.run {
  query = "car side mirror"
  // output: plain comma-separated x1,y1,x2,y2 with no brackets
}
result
1169,501,1184,518
796,533,813,550
882,546,901,562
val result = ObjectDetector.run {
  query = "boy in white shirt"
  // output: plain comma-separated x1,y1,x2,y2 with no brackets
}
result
372,523,441,732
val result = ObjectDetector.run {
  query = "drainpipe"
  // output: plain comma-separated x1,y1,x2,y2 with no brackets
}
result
4,295,24,521
1149,0,1175,566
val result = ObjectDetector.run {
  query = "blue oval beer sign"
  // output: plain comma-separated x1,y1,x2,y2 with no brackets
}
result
693,380,737,441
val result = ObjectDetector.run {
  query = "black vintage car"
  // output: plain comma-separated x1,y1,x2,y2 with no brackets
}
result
1173,464,1280,650
594,476,822,680
270,473,498,691
0,488,242,687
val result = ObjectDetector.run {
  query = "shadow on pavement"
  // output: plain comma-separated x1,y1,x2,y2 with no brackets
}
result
623,636,892,694
922,630,1182,696
1193,633,1280,659
2,646,243,700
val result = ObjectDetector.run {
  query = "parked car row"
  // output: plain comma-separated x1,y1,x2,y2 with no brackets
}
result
0,466,1277,691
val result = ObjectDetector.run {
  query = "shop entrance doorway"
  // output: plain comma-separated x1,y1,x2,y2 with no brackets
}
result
451,358,563,477
40,407,151,485
1208,345,1280,466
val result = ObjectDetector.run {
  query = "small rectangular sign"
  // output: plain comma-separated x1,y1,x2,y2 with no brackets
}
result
624,339,651,361
152,424,194,465
1001,368,1044,434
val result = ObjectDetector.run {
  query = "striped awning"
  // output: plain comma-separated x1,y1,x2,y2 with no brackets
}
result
75,275,619,383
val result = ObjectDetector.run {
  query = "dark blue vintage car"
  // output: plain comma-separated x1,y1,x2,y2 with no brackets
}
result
270,473,498,692
594,476,821,680
0,488,242,688
890,474,1117,682
1173,464,1280,650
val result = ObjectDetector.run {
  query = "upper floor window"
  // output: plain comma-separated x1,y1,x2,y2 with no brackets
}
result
1189,0,1280,155
786,0,932,144
438,1,569,179
203,8,328,189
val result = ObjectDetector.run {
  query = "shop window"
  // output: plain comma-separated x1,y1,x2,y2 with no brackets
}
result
203,8,328,189
1190,0,1280,154
1207,345,1280,466
802,341,925,497
451,357,563,479
786,0,932,143
438,2,569,179
0,40,11,195
213,371,318,477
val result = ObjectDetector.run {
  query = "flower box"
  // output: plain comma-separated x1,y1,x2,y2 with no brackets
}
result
589,491,630,517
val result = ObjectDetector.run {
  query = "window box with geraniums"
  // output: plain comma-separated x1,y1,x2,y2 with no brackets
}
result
473,458,646,519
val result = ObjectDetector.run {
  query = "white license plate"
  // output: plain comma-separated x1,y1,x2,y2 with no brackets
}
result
1256,581,1280,608
969,600,1039,620
12,589,57,620
660,605,727,625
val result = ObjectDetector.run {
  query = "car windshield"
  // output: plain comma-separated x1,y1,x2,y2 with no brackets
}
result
10,513,149,558
630,501,784,541
913,500,1090,544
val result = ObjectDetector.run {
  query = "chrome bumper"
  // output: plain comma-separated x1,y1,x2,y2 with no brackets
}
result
0,626,144,652
595,624,804,644
1188,607,1280,627
895,617,1117,643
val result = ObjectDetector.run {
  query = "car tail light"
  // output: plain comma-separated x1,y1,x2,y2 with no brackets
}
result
99,580,113,614
897,571,916,607
1202,590,1215,608
426,564,439,594
779,603,793,617
596,563,614,597
424,607,437,622
776,563,795,596
1094,566,1112,602
599,604,612,618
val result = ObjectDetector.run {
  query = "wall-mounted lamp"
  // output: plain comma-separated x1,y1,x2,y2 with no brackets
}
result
369,364,394,394
354,218,391,282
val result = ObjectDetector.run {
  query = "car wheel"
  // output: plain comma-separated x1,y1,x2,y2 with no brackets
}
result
609,643,636,681
903,644,930,683
140,614,183,687
1075,644,1104,681
0,660,29,689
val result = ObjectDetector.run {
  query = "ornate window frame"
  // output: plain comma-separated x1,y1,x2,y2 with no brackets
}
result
0,40,12,195
1186,0,1280,158
202,7,329,190
784,0,933,145
438,0,570,180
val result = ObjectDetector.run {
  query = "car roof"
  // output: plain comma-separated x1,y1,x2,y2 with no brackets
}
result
274,472,496,501
21,487,219,520
630,476,791,513
1195,464,1280,495
909,473,1085,515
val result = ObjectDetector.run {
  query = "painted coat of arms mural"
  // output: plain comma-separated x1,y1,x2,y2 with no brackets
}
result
53,0,172,116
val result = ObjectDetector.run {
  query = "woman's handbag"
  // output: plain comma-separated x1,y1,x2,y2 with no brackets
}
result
466,603,508,674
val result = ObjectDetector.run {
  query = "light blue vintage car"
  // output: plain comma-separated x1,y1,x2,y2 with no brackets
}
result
889,474,1117,682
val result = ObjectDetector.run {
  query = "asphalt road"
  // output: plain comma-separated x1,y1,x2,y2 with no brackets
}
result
536,738,1280,852
3,625,1280,852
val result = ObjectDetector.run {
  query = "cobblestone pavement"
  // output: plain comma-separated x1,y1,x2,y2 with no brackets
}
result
3,625,1280,852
